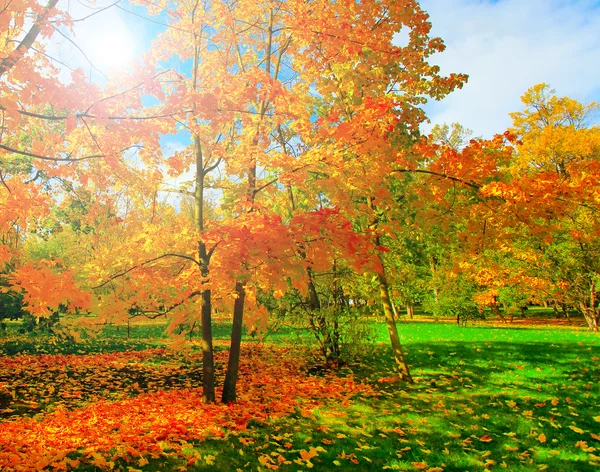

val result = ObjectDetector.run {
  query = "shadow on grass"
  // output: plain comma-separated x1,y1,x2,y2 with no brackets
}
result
337,338,600,471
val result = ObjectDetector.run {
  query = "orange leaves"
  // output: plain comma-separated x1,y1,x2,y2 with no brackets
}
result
0,344,373,470
9,262,91,318
299,446,319,461
411,462,428,469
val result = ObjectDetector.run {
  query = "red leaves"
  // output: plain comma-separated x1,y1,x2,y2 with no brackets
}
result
0,345,373,470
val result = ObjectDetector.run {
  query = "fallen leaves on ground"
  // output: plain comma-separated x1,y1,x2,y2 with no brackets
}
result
0,344,373,470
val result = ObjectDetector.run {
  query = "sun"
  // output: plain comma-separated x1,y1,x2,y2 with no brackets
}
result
72,5,139,78
87,23,137,75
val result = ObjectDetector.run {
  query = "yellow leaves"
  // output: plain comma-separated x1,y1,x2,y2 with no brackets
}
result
593,416,600,422
90,452,114,470
569,425,585,434
137,457,149,467
258,454,278,469
506,400,517,408
238,437,255,446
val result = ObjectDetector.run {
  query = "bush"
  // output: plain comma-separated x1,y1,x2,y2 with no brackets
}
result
306,307,377,365
424,277,486,325
0,289,25,322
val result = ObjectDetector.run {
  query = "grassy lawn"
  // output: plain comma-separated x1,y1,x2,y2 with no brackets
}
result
0,319,598,471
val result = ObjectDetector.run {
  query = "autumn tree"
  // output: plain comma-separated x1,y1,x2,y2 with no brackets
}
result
500,85,600,330
410,86,600,332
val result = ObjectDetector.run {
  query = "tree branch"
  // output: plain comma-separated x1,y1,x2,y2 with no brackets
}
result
392,168,481,189
0,143,141,162
0,0,60,77
93,253,202,289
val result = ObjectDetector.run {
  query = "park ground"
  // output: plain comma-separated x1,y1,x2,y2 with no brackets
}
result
0,309,599,471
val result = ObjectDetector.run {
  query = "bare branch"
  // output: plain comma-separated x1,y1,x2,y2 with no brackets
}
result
13,107,178,122
0,143,103,162
116,4,191,34
0,170,10,193
0,143,142,162
71,0,121,22
51,26,107,80
93,253,202,289
392,168,481,190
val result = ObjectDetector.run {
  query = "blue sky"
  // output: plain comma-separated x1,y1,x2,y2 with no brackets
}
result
419,0,600,137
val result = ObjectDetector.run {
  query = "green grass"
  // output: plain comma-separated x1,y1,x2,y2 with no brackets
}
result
1,320,599,471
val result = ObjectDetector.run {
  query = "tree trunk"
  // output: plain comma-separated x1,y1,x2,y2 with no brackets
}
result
491,303,506,323
191,36,216,403
377,269,412,382
562,303,571,322
307,267,321,310
406,302,415,320
200,286,215,403
552,302,560,318
519,306,527,318
581,282,599,332
195,138,215,403
390,297,398,318
222,281,246,403
430,255,439,303
580,303,599,332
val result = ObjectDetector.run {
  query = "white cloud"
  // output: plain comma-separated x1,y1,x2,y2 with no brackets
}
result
418,0,600,137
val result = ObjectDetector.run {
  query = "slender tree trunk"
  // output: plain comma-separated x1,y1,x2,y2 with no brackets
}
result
305,266,331,360
491,302,506,323
377,261,412,382
581,282,599,332
200,285,215,402
195,134,215,402
430,255,439,302
406,302,415,320
580,303,599,332
307,267,321,310
222,281,246,403
222,11,289,402
390,297,398,318
369,196,412,381
519,306,527,318
190,31,216,403
562,303,571,322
